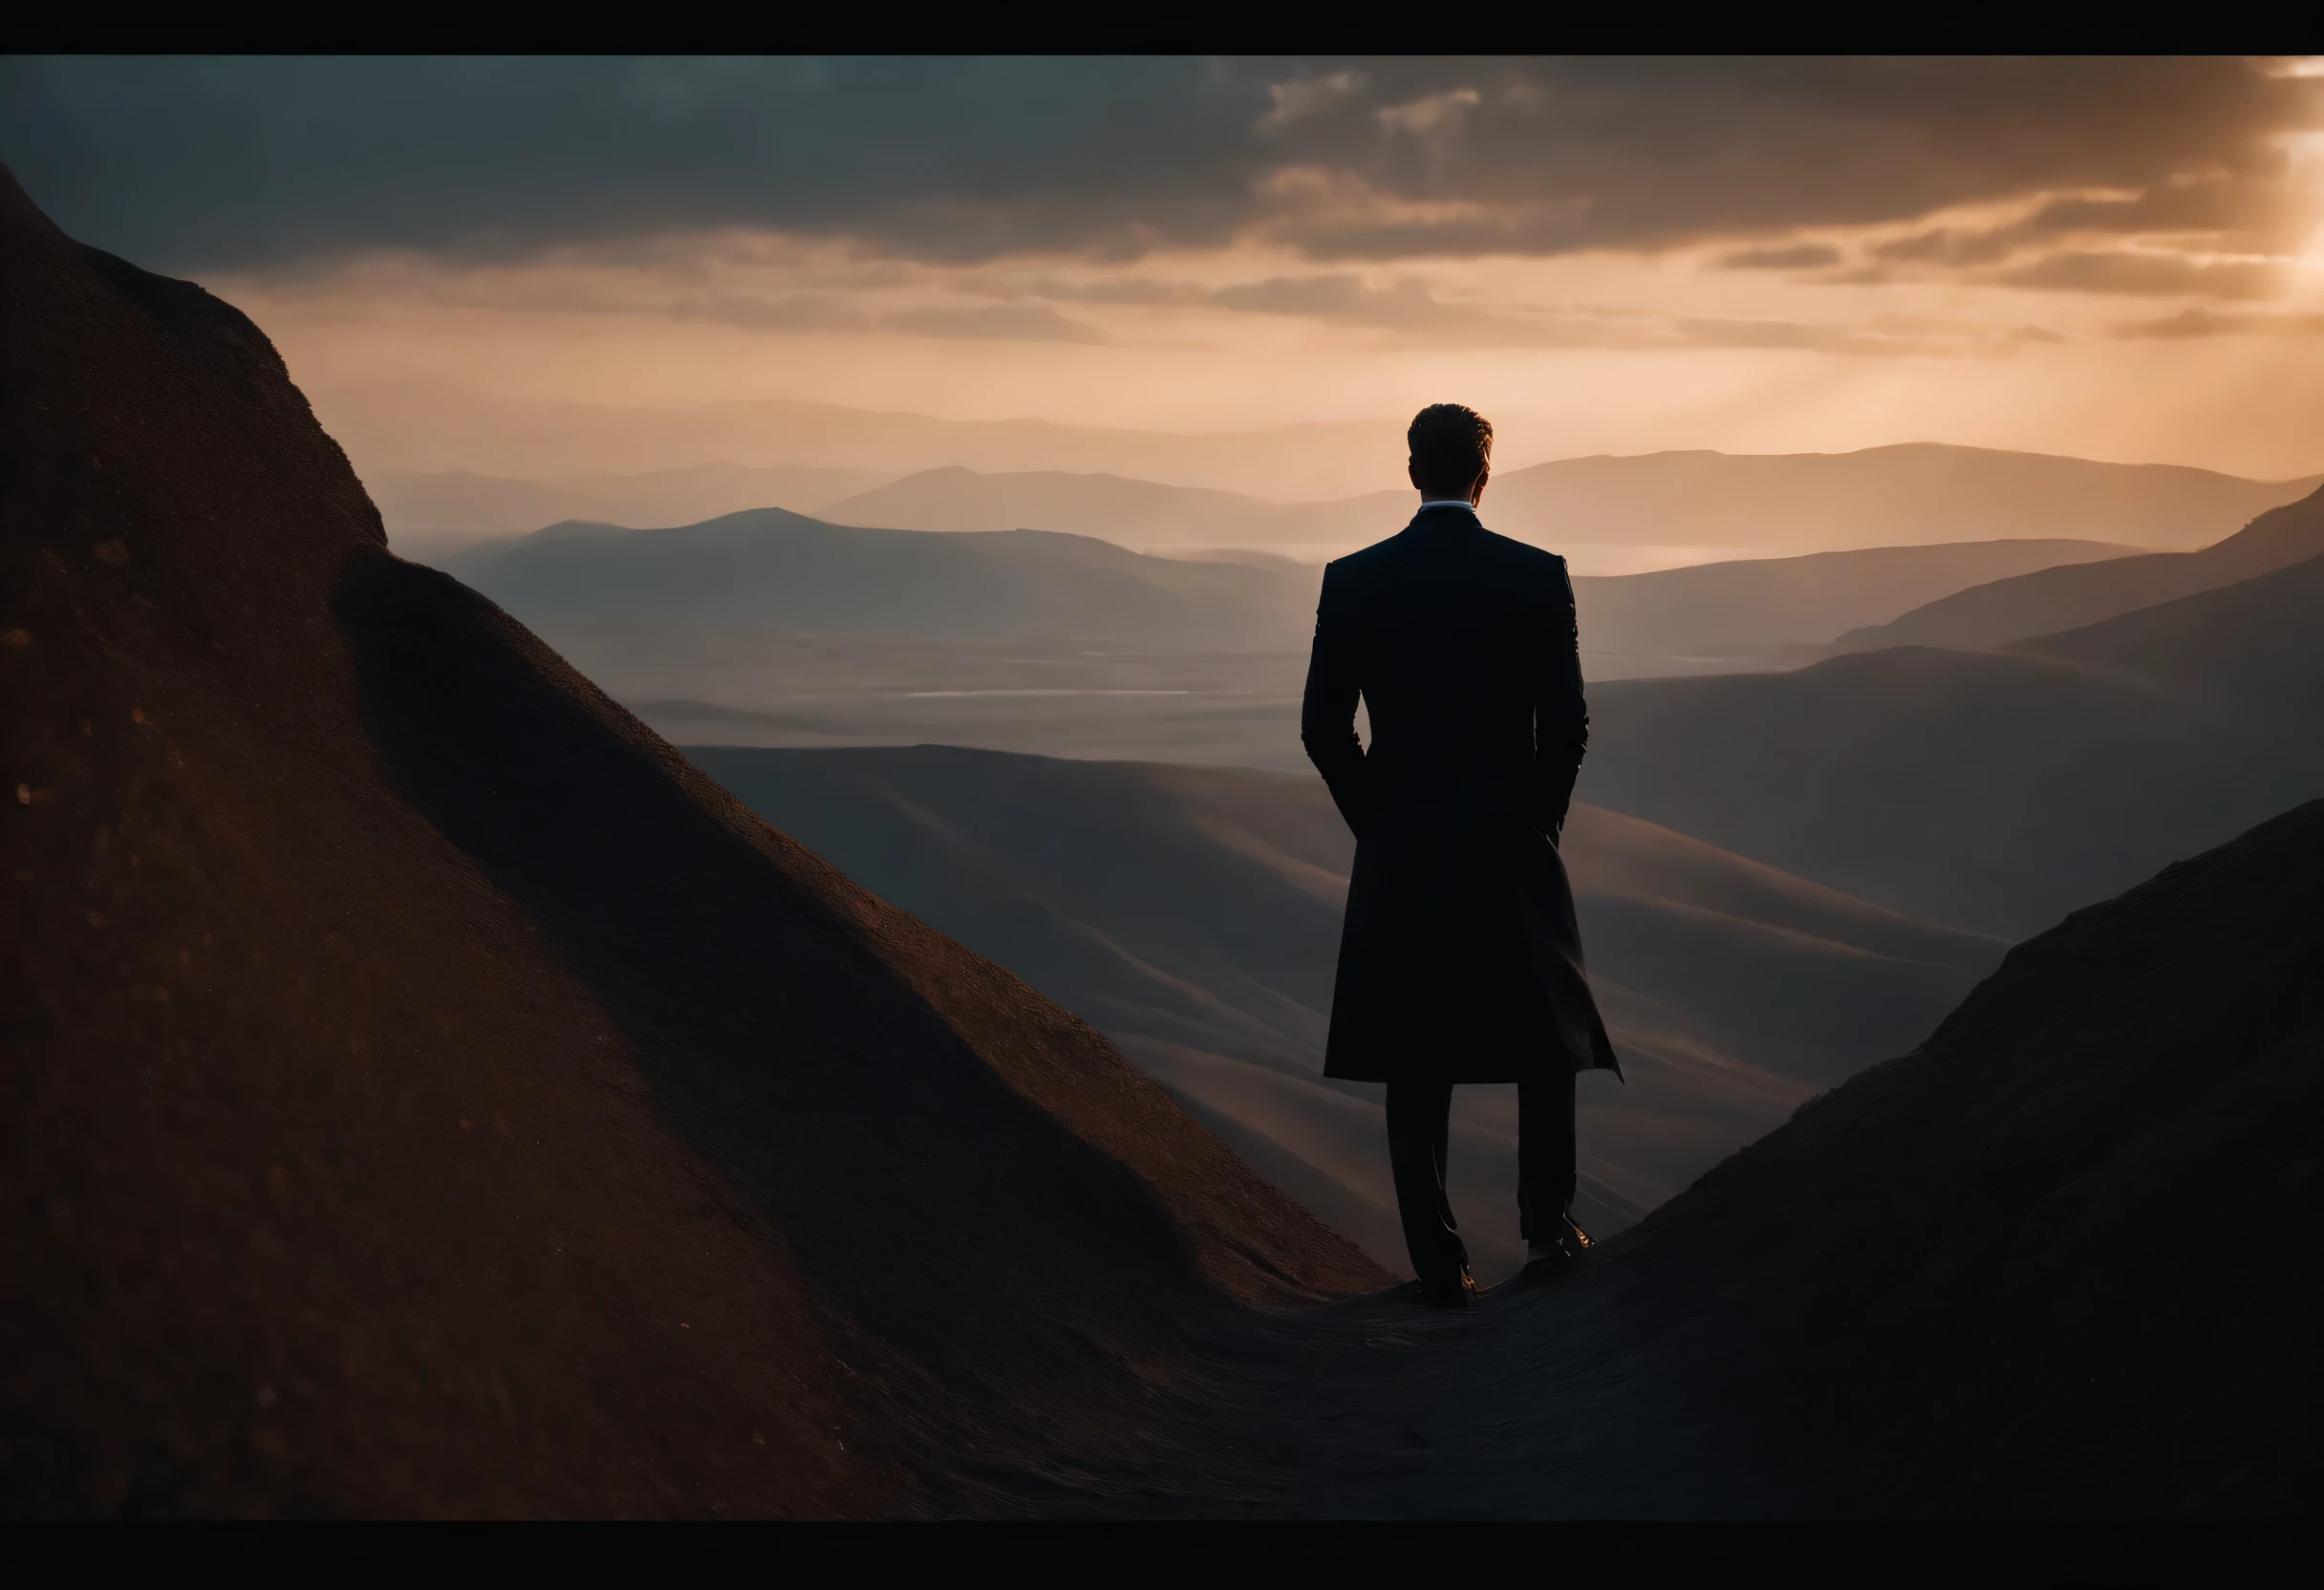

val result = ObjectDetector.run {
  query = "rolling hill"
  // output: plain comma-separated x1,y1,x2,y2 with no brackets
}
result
1578,555,2324,937
1570,538,2133,664
2011,550,2324,720
1835,480,2324,654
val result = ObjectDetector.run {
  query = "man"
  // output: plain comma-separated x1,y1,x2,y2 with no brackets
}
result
1301,403,1621,1310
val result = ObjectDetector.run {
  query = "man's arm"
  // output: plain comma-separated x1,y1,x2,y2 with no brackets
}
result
1301,562,1371,836
1531,557,1589,844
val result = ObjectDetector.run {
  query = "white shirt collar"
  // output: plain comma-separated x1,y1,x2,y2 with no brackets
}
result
1417,499,1479,516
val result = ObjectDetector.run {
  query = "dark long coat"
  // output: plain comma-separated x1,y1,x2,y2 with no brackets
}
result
1302,505,1621,1085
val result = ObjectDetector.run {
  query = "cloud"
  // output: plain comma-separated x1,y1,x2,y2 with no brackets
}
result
674,292,1107,343
882,302,1108,343
1028,270,2066,356
1865,169,2306,280
2113,307,2324,337
1376,88,1483,138
1257,71,1366,135
1032,270,1657,345
1209,273,1493,328
1875,228,2022,267
6,55,2317,272
671,293,872,332
1716,243,1843,269
1674,315,2065,358
1999,250,2284,299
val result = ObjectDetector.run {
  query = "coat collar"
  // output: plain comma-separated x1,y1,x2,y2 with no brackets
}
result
1406,501,1484,534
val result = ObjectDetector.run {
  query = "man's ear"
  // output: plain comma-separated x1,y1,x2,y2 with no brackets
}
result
1408,458,1425,492
1471,463,1491,505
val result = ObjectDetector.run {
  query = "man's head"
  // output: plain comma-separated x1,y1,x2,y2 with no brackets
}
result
1407,403,1494,505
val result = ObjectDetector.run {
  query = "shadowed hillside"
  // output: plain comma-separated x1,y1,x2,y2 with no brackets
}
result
2012,551,2324,722
1579,562,2324,937
1571,537,2133,664
1599,794,2324,1516
1187,796,2323,1519
692,745,2002,1277
1835,481,2324,654
0,171,1379,1518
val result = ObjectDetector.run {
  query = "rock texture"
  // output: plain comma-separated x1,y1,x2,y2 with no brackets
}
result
0,169,1380,1518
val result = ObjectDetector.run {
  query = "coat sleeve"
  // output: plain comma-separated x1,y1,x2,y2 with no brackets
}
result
1530,557,1589,843
1301,561,1372,836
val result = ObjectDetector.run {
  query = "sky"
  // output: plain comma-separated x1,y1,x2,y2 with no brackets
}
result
9,54,2324,485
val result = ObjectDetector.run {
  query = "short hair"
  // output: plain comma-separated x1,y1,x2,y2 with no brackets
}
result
1408,403,1493,496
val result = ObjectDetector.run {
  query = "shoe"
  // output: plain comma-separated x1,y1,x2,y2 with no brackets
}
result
1414,1266,1480,1310
1522,1213,1593,1276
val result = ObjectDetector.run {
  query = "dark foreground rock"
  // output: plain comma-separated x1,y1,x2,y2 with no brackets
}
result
0,169,1382,1518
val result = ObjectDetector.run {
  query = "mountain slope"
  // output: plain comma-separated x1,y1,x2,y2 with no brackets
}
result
0,169,1377,1518
1578,612,2324,937
1571,537,2133,663
1836,481,2324,654
1189,797,2324,1520
2010,551,2324,722
1606,794,2324,1515
692,745,2004,1276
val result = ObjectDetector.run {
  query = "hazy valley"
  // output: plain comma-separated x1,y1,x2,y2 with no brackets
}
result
695,746,2005,1278
400,448,2324,1280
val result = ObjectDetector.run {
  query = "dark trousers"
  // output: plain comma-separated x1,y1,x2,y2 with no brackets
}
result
1384,1071,1575,1283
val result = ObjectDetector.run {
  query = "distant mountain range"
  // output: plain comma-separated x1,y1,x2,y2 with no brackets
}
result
1835,479,2324,654
448,507,2159,677
376,437,2320,569
693,745,2003,1277
458,509,1316,650
816,446,2312,558
369,462,890,545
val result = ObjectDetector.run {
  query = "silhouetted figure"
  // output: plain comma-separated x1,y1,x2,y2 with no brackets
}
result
1302,404,1621,1308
